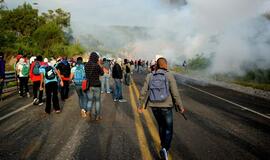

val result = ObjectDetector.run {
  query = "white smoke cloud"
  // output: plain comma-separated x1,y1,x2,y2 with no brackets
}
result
6,0,270,74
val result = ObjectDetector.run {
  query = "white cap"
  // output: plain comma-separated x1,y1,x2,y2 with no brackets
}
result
29,56,36,64
44,58,48,63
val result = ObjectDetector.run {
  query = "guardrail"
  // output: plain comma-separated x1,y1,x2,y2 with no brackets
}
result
0,71,18,101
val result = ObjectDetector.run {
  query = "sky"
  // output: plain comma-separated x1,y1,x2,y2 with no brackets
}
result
6,0,179,35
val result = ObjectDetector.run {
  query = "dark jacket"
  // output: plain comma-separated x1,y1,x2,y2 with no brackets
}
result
85,52,104,87
112,63,123,79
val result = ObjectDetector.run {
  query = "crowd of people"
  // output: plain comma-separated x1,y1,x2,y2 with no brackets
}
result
11,52,153,119
2,51,185,160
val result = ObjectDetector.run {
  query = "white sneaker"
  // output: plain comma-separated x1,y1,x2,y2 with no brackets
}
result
160,148,168,160
113,98,118,102
27,92,30,98
119,99,127,103
38,102,44,106
33,98,38,104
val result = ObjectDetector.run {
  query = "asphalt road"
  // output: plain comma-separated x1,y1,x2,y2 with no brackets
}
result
0,72,269,160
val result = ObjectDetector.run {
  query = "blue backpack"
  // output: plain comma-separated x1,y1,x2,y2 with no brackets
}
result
149,70,170,102
73,64,85,85
32,61,41,75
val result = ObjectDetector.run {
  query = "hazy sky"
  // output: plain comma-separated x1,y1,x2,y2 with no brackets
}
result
6,0,176,35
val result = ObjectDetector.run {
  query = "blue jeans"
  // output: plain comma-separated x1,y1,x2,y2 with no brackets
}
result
75,85,87,110
152,107,173,151
114,79,123,100
86,87,101,116
101,74,110,92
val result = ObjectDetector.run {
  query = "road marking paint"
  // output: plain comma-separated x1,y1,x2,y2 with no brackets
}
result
129,86,153,160
0,102,33,122
184,84,270,120
132,82,173,160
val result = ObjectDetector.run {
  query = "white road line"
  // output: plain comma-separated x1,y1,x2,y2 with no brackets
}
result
184,84,270,120
0,102,33,122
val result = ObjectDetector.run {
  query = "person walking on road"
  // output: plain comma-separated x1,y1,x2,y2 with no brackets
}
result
40,63,63,114
138,57,185,160
70,57,88,118
123,59,131,86
85,52,104,121
101,58,111,93
29,55,44,105
56,57,71,101
16,57,30,98
112,58,126,102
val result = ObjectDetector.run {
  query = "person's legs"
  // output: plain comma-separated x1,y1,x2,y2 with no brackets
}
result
118,80,123,99
60,85,65,100
152,108,164,146
126,73,131,85
160,108,173,151
33,81,39,99
93,87,101,119
45,83,52,113
105,75,110,93
101,76,105,93
24,77,29,93
19,77,24,96
64,80,69,99
114,79,119,100
86,88,94,113
38,81,43,103
52,82,60,111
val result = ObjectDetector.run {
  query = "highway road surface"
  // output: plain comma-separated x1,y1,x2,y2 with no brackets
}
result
0,72,269,160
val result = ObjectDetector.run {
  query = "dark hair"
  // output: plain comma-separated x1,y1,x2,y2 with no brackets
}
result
36,55,43,62
156,57,167,70
103,58,106,62
77,57,83,63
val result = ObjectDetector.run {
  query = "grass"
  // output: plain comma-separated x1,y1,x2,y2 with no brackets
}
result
233,80,270,91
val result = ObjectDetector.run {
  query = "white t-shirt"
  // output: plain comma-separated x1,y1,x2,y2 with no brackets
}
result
17,63,30,77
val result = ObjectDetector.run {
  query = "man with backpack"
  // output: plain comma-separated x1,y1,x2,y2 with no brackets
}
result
16,57,30,98
70,57,88,118
85,52,104,121
138,57,185,160
123,59,131,86
101,58,111,93
56,57,71,101
30,55,44,105
40,63,63,114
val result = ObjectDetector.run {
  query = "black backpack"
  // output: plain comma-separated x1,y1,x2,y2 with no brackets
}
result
45,66,56,80
60,62,71,78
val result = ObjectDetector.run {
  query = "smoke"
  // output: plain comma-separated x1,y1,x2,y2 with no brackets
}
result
123,0,270,75
7,0,270,74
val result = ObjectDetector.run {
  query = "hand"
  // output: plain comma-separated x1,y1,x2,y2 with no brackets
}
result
180,107,185,113
138,108,143,114
39,86,43,91
60,81,64,87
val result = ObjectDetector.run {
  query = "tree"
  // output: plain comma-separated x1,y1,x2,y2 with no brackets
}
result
41,8,70,28
32,22,64,50
1,3,38,36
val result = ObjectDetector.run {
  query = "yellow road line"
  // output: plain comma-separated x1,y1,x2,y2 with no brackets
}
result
131,84,160,152
129,86,153,160
132,82,173,160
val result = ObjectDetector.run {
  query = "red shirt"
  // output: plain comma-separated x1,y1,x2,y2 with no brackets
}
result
30,61,45,82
